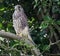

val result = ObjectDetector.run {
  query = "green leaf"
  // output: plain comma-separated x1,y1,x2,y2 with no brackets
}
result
56,21,60,25
40,21,49,30
34,0,38,3
43,15,54,25
43,45,50,51
0,23,2,29
33,1,40,9
34,4,38,8
43,15,52,21
0,8,5,11
58,2,60,5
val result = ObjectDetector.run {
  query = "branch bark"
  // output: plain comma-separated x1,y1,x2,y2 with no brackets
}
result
0,31,22,40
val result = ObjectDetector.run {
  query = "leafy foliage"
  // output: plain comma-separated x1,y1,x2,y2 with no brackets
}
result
0,0,60,56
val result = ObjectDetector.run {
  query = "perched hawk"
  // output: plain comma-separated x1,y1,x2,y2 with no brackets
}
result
12,5,35,44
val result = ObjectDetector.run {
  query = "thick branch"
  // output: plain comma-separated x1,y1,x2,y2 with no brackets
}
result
0,31,22,40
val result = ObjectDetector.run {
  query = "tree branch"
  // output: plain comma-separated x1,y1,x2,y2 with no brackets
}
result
0,31,22,40
50,40,60,45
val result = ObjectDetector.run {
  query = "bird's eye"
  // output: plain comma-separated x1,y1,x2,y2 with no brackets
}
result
18,6,20,8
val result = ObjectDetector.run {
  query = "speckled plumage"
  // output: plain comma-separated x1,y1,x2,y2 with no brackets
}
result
13,5,28,34
12,5,34,43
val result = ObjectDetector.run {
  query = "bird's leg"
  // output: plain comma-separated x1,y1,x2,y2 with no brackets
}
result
17,33,23,37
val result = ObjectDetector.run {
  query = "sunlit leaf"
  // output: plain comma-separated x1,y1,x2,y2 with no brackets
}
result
0,23,2,29
40,21,49,30
34,0,38,3
0,8,5,11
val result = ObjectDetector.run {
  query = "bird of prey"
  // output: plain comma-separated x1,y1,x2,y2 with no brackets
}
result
12,5,35,45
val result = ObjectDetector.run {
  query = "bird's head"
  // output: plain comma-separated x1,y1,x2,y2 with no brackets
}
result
14,5,24,11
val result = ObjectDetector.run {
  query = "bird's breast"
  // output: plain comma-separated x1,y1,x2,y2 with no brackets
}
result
14,11,21,19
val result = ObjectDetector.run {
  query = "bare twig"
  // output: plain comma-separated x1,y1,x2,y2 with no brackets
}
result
50,40,60,45
42,40,60,54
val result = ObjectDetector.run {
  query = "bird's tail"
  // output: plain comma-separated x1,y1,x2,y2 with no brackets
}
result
28,34,36,46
